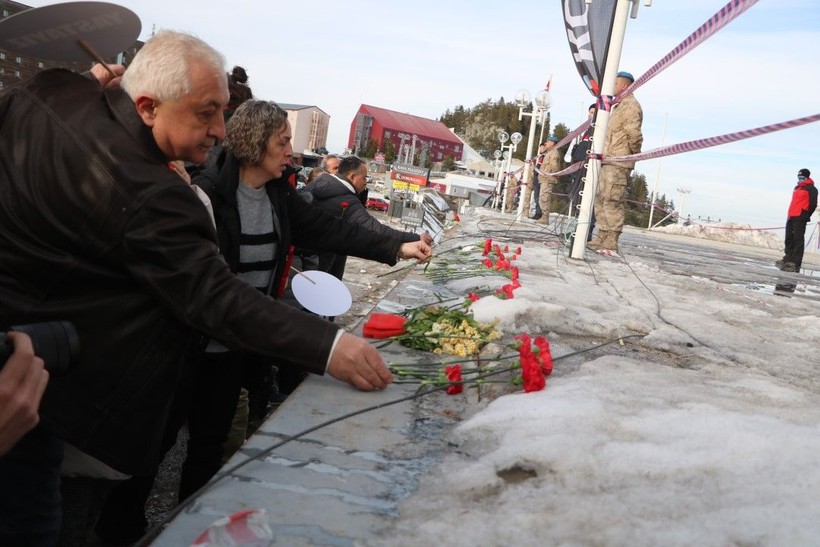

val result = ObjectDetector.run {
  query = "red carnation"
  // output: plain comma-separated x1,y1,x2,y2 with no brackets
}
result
516,334,545,392
445,365,463,395
482,238,493,256
453,212,461,222
467,293,480,302
495,283,516,299
521,355,546,392
516,246,522,255
533,336,553,376
482,258,493,269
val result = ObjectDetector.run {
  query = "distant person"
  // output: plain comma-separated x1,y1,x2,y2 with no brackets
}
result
321,154,341,175
535,136,563,225
308,156,433,284
568,104,597,213
528,141,548,220
225,66,253,119
0,332,48,456
307,167,325,183
776,168,817,273
588,71,643,253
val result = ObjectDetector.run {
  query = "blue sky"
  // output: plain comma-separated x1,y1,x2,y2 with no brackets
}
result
23,0,820,228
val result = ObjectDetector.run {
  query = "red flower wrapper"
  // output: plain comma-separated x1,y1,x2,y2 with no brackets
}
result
362,313,407,339
445,364,463,395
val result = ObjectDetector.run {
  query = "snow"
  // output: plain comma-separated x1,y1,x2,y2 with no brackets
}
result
368,209,820,547
655,222,783,250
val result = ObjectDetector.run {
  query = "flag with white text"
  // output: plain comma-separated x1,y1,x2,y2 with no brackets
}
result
562,0,618,95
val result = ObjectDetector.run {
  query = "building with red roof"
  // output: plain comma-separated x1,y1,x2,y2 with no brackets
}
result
349,104,464,164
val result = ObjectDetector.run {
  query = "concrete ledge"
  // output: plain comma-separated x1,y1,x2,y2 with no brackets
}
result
154,277,469,546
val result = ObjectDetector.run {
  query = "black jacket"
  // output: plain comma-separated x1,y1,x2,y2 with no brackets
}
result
307,173,419,280
0,69,401,474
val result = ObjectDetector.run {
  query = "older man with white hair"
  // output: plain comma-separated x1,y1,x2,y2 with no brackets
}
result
0,30,430,544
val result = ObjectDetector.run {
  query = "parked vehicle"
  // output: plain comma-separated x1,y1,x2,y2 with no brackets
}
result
365,194,389,212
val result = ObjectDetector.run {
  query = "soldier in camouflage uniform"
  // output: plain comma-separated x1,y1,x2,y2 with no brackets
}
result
536,136,563,224
588,71,643,252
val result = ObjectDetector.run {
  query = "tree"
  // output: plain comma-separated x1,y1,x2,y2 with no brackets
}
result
360,138,378,159
624,171,650,227
442,155,456,172
382,139,396,164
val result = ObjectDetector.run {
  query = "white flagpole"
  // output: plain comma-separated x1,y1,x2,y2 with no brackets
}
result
570,0,634,260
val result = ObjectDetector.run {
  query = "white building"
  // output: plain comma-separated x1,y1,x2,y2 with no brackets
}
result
279,103,330,157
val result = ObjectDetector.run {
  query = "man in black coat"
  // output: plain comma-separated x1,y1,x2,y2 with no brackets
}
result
308,156,433,282
0,31,430,544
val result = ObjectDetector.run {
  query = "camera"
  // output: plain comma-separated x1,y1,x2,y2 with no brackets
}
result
0,321,79,375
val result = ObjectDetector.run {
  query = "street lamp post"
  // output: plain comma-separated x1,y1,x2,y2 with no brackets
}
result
676,188,691,225
492,149,503,209
515,89,551,220
397,132,408,164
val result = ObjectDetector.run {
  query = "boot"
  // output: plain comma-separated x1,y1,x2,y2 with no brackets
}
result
587,231,606,250
600,230,621,251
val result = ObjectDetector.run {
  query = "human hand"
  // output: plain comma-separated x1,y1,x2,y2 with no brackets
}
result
327,332,393,391
90,63,125,89
168,160,192,184
398,241,432,263
420,231,434,246
0,332,49,455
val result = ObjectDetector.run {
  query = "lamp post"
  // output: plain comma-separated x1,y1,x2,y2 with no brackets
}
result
676,188,691,225
515,89,551,220
492,149,503,209
500,131,522,214
397,132,409,164
410,134,418,165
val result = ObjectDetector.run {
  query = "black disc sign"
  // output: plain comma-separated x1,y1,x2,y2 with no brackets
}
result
0,2,141,62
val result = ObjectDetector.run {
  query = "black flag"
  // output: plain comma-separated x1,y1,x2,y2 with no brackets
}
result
562,0,618,96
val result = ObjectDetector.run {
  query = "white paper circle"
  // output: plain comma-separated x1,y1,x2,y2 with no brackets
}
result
291,270,352,316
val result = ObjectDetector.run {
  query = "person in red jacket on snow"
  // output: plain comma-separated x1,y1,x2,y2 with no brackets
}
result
777,168,817,273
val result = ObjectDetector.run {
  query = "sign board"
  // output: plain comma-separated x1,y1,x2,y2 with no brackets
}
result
390,163,429,187
400,206,425,228
393,181,421,192
428,181,448,194
374,152,386,163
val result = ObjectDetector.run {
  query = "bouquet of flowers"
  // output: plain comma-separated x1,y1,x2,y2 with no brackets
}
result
363,306,500,357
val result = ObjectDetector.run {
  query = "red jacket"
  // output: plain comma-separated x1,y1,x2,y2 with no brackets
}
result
787,178,817,221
